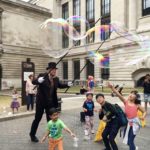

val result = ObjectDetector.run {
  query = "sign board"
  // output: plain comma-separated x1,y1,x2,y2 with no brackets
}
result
24,72,34,81
21,61,35,105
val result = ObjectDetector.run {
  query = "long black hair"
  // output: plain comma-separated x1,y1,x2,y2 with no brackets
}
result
130,90,141,105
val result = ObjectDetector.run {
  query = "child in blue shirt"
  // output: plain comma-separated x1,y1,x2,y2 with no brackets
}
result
83,92,95,139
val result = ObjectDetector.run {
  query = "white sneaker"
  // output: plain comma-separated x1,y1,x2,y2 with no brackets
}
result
84,130,88,136
91,129,95,134
136,146,138,150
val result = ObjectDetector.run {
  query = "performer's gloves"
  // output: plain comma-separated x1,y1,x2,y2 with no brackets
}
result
38,77,44,83
68,82,73,87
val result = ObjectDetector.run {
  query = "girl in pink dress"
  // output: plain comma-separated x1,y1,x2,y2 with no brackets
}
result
108,82,146,150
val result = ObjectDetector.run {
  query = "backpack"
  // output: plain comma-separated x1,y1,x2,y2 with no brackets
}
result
113,104,128,127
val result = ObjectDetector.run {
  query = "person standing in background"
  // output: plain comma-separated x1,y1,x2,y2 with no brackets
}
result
142,74,150,112
26,74,36,111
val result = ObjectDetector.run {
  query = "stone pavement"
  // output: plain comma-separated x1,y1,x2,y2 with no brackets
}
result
0,95,150,150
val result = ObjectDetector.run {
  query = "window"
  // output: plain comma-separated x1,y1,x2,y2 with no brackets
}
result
101,17,111,40
101,0,111,41
73,0,80,16
86,0,95,43
86,59,94,78
73,0,81,46
101,56,109,80
101,0,110,16
142,0,150,16
62,3,69,19
62,3,69,48
63,61,68,79
73,60,80,79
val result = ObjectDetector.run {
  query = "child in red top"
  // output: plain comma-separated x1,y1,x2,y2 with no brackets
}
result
108,82,146,150
87,76,95,93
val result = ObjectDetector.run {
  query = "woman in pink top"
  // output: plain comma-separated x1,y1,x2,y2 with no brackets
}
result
26,74,36,111
108,82,146,150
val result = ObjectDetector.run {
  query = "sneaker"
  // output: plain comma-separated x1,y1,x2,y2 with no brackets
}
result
136,146,139,150
91,129,95,134
84,130,88,136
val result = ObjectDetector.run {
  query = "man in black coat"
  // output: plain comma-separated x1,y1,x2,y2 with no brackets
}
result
29,62,72,142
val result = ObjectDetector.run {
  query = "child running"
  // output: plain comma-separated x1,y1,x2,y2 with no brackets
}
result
41,108,75,150
83,92,95,140
108,82,146,150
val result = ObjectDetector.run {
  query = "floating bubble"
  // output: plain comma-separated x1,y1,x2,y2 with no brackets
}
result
40,18,68,32
85,25,111,66
86,25,111,36
87,50,110,69
111,22,150,53
111,21,146,45
42,44,69,59
64,16,90,41
41,16,90,41
40,19,69,58
138,35,150,49
125,54,150,66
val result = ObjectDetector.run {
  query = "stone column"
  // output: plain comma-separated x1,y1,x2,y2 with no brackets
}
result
80,58,86,81
111,0,127,38
69,0,73,47
95,0,100,42
52,1,62,49
68,59,73,80
0,8,3,44
94,58,101,81
129,0,137,31
80,0,86,46
57,61,63,80
0,8,3,55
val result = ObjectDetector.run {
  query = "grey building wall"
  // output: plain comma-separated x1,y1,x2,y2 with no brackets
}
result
0,0,52,89
29,0,150,87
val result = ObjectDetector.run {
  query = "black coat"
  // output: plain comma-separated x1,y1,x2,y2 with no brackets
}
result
32,73,69,108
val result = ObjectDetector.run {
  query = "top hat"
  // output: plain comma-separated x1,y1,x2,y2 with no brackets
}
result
46,62,58,70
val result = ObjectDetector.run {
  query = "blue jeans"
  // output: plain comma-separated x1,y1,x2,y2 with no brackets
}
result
128,127,136,150
102,118,120,150
26,94,34,110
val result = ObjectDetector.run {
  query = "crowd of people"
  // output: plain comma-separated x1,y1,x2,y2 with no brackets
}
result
9,62,149,150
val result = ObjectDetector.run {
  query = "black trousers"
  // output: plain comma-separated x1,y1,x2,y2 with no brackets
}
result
102,118,120,150
30,102,53,137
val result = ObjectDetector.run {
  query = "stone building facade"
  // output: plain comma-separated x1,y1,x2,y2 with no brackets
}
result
0,0,52,89
21,0,150,87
